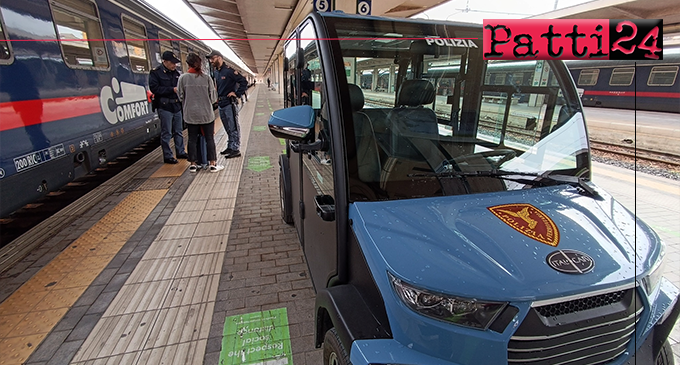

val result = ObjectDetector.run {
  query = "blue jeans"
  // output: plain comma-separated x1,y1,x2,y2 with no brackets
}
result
158,109,185,159
219,104,240,151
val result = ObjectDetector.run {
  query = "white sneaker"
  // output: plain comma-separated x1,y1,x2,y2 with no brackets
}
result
210,165,224,173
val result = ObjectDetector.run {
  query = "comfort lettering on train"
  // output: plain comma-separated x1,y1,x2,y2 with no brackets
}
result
99,77,150,125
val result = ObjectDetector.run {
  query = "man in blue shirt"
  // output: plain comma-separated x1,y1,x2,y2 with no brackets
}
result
206,50,247,158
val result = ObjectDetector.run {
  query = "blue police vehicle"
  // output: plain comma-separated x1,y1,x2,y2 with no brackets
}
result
269,11,679,365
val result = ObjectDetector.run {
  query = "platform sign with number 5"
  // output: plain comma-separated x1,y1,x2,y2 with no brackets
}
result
357,0,371,16
313,0,333,12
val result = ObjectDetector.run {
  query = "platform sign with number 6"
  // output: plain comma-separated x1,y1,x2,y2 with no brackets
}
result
313,0,333,12
357,0,371,15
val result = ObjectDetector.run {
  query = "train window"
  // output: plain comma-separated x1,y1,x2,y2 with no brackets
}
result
648,66,678,86
609,67,635,86
577,69,599,86
0,10,13,63
159,32,173,54
122,16,150,73
179,43,189,72
50,0,109,69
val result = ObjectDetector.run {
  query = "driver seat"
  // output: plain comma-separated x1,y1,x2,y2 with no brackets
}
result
385,79,438,160
349,84,381,183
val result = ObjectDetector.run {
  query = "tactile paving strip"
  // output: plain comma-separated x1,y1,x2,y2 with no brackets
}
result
70,88,258,365
0,189,168,365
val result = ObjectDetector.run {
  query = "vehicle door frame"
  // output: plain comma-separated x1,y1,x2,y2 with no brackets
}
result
285,14,351,290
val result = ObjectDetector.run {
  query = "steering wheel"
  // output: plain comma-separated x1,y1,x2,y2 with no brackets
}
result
452,149,517,170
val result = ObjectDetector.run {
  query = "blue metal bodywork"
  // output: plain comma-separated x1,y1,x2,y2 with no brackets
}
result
347,185,678,364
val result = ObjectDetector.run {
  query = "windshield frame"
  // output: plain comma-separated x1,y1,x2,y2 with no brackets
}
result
321,14,589,202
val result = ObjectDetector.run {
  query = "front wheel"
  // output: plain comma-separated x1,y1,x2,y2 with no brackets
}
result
323,328,351,365
656,339,675,365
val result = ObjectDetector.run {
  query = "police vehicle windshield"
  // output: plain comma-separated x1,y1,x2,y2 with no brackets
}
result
325,16,589,201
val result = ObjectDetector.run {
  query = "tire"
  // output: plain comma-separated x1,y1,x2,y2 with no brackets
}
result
279,154,294,225
323,328,351,365
656,339,675,365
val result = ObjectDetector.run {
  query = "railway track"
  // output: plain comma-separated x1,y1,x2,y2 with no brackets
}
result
366,95,680,169
590,141,680,168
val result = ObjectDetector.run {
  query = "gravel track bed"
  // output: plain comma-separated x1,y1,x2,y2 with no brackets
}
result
592,147,680,181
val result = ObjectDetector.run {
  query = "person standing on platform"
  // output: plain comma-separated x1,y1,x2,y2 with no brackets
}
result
149,51,187,164
206,50,247,159
301,62,313,106
177,53,223,173
267,77,271,89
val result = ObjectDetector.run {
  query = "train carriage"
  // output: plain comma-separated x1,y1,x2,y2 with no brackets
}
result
0,0,210,218
565,50,680,113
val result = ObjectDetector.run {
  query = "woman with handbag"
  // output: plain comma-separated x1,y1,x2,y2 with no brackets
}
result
177,53,224,173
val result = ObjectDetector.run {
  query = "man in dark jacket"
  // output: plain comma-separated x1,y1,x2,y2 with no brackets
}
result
207,50,247,158
149,51,187,164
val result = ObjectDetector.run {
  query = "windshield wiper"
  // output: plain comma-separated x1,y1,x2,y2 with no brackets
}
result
408,170,600,198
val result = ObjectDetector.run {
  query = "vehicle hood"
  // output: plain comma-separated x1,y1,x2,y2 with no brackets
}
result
350,185,660,302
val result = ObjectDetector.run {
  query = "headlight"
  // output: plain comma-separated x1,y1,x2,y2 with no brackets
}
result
642,258,665,295
389,273,507,330
642,240,666,295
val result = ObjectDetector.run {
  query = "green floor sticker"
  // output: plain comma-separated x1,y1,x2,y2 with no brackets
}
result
219,308,293,365
255,112,266,116
247,156,272,172
253,126,267,131
279,138,286,146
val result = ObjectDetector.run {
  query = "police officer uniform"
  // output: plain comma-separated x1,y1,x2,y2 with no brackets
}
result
206,50,247,158
149,51,187,163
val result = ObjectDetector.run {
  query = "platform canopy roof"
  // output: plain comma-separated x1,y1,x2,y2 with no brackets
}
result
530,0,680,35
183,0,680,75
182,0,449,75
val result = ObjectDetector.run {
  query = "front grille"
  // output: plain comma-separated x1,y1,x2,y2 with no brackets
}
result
535,290,626,317
508,289,641,365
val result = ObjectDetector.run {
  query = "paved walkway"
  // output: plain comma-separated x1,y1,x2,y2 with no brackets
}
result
592,162,680,363
202,87,321,365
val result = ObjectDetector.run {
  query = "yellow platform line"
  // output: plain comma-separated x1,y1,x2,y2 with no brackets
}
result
150,160,190,178
0,189,168,365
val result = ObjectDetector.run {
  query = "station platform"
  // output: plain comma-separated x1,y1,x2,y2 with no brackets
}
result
1,85,679,365
0,85,321,365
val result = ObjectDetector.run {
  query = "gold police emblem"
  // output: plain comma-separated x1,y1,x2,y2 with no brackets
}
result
488,203,560,246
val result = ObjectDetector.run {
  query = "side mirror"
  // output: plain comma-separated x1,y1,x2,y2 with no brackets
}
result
268,105,315,140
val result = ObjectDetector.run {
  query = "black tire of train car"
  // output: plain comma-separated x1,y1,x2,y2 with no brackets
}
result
279,154,294,225
323,328,352,365
656,340,674,365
